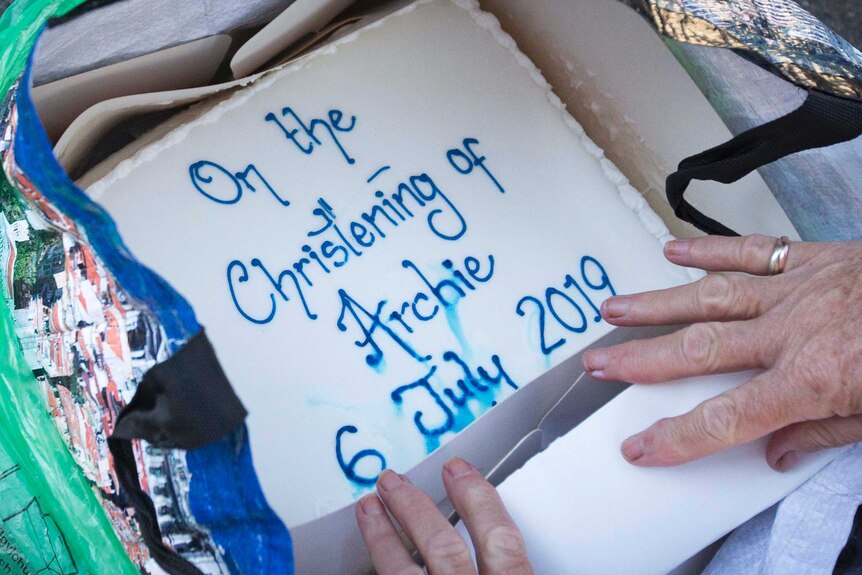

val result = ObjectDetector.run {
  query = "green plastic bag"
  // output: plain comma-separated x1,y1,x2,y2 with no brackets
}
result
0,1,139,573
0,0,81,98
0,194,138,575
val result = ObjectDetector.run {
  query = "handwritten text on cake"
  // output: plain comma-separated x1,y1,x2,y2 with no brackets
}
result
187,105,613,487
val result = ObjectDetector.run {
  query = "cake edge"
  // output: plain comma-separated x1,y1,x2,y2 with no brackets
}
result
84,0,697,282
449,0,687,260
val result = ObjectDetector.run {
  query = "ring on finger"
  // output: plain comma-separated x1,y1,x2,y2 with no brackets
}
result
767,236,791,276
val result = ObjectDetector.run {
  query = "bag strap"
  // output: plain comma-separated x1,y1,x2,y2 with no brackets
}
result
109,329,247,575
666,90,862,236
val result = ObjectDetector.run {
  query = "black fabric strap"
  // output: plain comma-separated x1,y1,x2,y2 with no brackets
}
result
834,505,862,574
108,329,247,575
666,90,862,236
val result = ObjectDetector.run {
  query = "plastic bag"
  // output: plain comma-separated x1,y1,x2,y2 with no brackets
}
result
0,3,144,573
0,181,138,575
1,2,292,572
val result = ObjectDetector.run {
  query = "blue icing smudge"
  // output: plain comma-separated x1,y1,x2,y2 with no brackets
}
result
352,483,373,500
423,399,476,455
443,300,472,362
424,435,441,453
388,351,518,457
371,354,387,374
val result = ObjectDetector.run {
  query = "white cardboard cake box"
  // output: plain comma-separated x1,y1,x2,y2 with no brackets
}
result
33,1,825,574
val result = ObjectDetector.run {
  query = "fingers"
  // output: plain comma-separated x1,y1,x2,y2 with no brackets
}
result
766,415,862,471
356,494,424,575
601,274,778,326
357,463,532,575
442,458,533,575
583,320,773,384
621,370,798,466
664,234,810,275
375,470,477,575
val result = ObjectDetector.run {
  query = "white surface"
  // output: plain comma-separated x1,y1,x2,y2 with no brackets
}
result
85,0,692,527
480,0,799,240
490,371,838,574
704,443,862,575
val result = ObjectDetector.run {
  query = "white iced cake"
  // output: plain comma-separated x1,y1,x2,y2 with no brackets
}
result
85,0,693,526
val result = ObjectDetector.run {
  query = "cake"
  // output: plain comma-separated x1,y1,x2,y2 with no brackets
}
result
84,0,694,527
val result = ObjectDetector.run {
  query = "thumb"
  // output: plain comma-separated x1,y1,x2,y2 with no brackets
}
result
767,415,862,471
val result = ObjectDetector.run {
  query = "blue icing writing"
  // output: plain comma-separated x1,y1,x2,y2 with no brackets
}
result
390,366,453,436
580,255,616,296
392,254,495,333
190,161,289,206
447,137,506,194
335,348,517,486
367,165,391,183
402,259,465,308
307,198,362,258
226,257,319,323
236,164,291,206
226,153,488,326
464,255,494,282
390,351,518,442
336,288,432,367
411,174,467,241
227,260,277,325
516,255,616,357
564,274,601,322
335,254,494,367
516,295,564,355
264,106,357,165
546,287,587,333
255,257,317,319
308,173,468,243
443,378,474,407
335,425,386,486
196,111,515,486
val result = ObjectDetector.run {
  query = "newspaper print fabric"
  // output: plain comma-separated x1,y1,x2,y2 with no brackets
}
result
0,83,233,573
619,0,862,100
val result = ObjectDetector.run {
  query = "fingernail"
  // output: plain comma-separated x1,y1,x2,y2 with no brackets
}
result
445,457,477,478
665,240,690,257
583,351,608,378
359,495,385,516
602,296,631,319
621,434,645,462
378,469,405,492
776,450,800,472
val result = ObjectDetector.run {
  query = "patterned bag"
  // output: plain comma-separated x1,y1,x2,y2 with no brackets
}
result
1,1,292,574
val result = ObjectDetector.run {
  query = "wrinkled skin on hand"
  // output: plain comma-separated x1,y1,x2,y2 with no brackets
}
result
582,234,862,471
356,458,534,575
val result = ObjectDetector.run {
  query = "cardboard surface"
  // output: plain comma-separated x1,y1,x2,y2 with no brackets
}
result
33,34,231,143
230,0,356,78
490,371,838,574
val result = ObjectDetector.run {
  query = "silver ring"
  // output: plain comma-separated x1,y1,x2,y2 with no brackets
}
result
768,236,791,276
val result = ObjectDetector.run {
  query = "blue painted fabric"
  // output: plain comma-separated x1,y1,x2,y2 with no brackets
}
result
12,42,294,575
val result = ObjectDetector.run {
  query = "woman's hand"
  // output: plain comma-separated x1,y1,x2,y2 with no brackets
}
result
355,458,533,575
582,235,862,471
